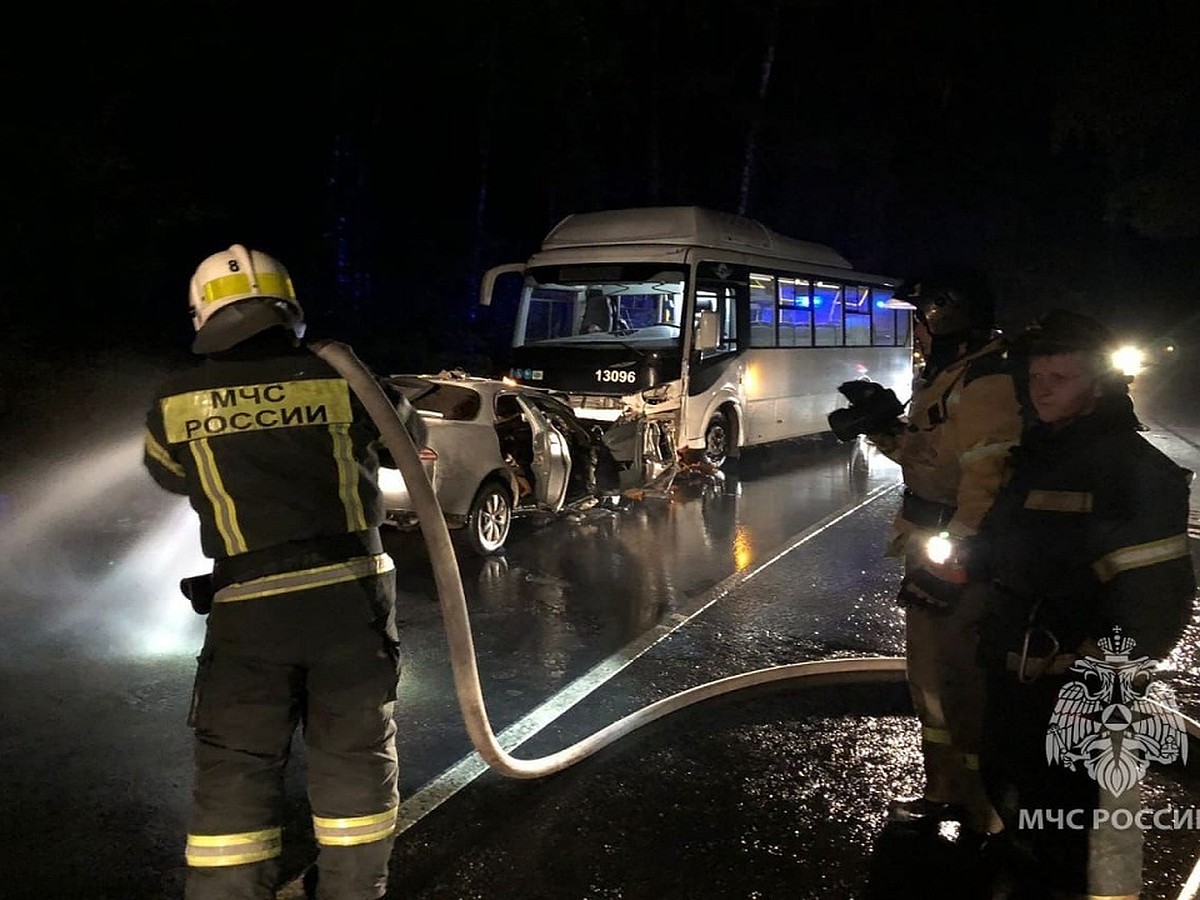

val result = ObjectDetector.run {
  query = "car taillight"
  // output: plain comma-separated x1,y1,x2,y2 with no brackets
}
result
418,447,438,461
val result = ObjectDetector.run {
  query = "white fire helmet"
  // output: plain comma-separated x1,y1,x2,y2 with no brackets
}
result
188,244,305,354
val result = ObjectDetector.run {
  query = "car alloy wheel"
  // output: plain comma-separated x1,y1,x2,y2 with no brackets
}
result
466,481,512,555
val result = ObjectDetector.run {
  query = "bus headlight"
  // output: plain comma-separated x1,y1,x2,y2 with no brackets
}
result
1110,345,1145,377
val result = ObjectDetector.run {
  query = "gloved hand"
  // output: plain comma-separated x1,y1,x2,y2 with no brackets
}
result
179,574,215,615
897,567,965,611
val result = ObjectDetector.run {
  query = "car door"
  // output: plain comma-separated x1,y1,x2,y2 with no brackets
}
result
514,394,571,511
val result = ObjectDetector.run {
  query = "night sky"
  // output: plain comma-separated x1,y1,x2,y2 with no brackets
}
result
2,0,1198,381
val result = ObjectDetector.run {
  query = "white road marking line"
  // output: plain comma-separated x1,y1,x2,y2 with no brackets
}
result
394,480,901,834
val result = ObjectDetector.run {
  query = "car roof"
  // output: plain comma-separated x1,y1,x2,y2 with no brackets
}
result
386,372,563,400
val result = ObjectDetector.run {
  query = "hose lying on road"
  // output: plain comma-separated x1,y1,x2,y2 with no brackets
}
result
312,339,907,779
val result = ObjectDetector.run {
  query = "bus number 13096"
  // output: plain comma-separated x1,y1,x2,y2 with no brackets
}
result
595,368,637,384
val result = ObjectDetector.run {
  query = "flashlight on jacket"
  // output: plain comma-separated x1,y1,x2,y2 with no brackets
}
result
925,531,954,565
921,531,967,583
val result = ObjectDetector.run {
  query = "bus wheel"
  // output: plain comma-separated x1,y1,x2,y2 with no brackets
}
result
704,411,731,468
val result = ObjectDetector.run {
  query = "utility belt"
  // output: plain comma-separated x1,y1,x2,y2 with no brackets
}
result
1005,648,1078,682
989,583,1081,682
212,529,383,590
181,529,388,615
901,489,957,528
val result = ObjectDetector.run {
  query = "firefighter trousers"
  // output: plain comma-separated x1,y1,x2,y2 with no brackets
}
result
982,668,1143,898
184,569,401,900
903,580,1002,833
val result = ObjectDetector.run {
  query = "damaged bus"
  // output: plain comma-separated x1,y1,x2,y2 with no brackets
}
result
480,206,914,468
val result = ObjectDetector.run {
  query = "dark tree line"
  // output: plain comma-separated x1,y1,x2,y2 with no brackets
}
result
1,0,1197,375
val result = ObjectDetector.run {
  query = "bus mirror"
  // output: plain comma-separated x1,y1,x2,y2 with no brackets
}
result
479,263,525,307
695,310,720,351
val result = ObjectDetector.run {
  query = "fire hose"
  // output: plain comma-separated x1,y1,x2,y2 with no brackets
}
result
311,338,909,779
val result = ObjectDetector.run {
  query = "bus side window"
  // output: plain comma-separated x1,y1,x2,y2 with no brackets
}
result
749,273,777,347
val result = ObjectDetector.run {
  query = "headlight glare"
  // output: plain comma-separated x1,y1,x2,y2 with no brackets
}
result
1110,345,1145,377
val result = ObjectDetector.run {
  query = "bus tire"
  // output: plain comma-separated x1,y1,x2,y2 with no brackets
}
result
703,410,732,469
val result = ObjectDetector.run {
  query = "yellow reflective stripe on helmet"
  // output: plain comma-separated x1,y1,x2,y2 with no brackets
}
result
213,554,395,603
161,379,353,444
330,423,368,532
1024,489,1094,513
958,440,1015,465
186,827,282,867
144,430,184,477
201,271,295,305
312,807,398,847
189,438,247,555
921,725,953,745
1092,534,1189,583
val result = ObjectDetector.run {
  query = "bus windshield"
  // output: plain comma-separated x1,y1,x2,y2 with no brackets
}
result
515,264,687,350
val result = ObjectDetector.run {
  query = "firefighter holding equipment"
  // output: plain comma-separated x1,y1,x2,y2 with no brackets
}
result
865,272,1022,840
972,310,1195,897
143,244,425,900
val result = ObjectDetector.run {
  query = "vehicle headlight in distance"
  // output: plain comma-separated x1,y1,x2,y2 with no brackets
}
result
1110,345,1145,377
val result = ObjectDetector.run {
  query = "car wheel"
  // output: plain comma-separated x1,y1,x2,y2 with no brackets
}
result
464,481,512,555
704,410,731,468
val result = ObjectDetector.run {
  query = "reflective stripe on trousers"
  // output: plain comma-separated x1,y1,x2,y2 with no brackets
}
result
313,807,398,847
186,827,282,867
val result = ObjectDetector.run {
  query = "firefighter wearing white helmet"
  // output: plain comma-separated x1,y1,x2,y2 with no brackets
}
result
142,244,423,899
188,243,305,354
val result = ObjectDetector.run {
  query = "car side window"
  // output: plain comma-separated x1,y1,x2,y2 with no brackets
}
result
495,395,522,420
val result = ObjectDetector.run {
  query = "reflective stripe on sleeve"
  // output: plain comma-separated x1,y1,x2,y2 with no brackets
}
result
1024,489,1094,513
144,430,185,477
312,807,398,847
213,554,395,604
1092,534,1190,583
186,827,282,867
329,423,368,533
921,725,953,745
958,440,1015,466
189,438,247,555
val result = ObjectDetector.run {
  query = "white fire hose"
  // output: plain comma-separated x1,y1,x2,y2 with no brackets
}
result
310,339,1200,900
312,339,909,779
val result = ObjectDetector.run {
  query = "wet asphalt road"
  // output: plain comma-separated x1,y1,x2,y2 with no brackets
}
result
2,355,1200,899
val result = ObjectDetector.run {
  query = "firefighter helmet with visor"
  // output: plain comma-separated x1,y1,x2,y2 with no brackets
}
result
188,244,304,354
895,273,996,337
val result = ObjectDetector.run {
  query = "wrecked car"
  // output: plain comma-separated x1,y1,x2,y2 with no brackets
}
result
377,371,675,555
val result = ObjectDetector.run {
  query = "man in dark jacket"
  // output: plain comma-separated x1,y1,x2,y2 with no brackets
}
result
143,244,424,900
973,309,1195,898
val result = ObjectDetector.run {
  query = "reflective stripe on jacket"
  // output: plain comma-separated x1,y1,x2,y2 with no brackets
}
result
142,344,386,560
977,409,1195,662
872,336,1021,556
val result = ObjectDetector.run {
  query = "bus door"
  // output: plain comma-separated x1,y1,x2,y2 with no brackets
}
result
684,264,746,444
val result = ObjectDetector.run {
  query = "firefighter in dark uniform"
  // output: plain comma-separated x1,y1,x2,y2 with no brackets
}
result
867,273,1022,839
972,310,1195,898
142,244,425,900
